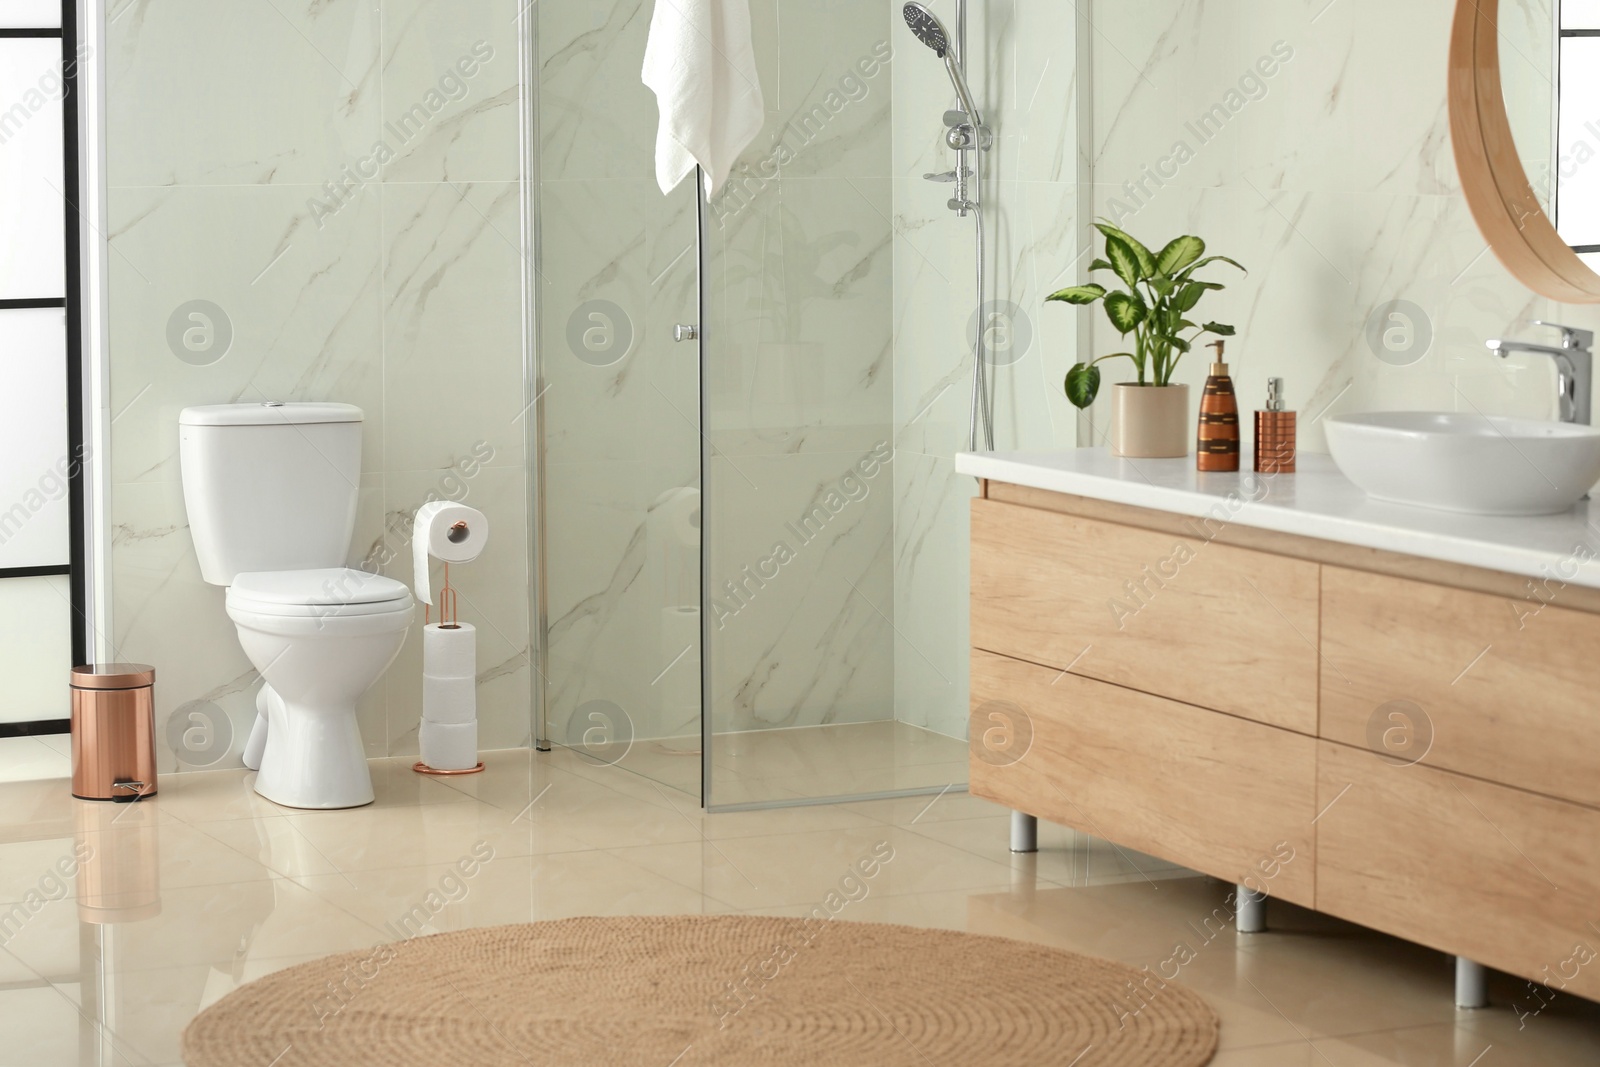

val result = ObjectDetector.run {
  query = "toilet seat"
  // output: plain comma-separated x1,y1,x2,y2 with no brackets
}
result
228,568,412,617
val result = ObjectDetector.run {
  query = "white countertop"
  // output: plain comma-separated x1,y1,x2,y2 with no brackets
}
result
956,449,1600,590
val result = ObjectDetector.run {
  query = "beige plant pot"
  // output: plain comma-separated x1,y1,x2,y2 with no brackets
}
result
1111,383,1190,458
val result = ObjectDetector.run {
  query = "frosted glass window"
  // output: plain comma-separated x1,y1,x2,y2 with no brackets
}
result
1564,0,1600,30
0,308,68,569
0,2,60,29
0,575,70,723
1557,37,1600,247
0,38,65,299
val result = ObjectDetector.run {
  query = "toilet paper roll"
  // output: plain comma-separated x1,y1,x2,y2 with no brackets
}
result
423,673,477,726
412,501,490,605
419,719,478,771
423,622,477,680
653,486,700,548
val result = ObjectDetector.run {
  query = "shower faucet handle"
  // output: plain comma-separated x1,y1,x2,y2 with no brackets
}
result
922,168,971,183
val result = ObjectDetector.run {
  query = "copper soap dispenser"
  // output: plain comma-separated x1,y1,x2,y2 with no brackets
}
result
1196,340,1240,472
1254,377,1297,473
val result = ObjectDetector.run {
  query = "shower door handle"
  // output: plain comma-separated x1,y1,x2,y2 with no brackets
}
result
673,324,699,342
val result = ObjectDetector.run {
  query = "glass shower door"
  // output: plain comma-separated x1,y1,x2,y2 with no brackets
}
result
535,1,702,796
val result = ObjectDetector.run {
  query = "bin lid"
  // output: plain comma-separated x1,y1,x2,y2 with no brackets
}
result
71,663,155,689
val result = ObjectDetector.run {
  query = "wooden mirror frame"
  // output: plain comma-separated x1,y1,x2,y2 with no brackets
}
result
1450,0,1600,302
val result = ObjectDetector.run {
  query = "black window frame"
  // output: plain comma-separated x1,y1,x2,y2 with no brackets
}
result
0,0,87,737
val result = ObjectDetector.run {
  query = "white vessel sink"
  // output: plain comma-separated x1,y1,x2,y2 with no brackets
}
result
1325,412,1600,516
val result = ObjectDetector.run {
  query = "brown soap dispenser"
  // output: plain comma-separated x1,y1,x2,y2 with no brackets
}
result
1196,340,1240,472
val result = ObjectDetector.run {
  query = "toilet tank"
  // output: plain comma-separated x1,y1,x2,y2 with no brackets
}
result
179,403,364,586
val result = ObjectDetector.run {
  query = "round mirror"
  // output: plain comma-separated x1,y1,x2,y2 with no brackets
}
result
1452,0,1600,301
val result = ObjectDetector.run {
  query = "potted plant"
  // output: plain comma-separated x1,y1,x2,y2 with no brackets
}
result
1047,222,1244,457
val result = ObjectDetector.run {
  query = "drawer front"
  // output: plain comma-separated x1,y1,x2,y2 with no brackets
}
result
1316,740,1600,1000
971,650,1317,906
971,498,1320,733
1321,566,1600,806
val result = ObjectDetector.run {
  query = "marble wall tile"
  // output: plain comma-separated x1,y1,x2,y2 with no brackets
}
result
109,479,256,775
380,180,524,474
106,0,381,188
540,458,701,750
705,176,895,455
706,448,895,735
765,0,893,180
536,0,662,183
379,0,522,183
106,183,385,484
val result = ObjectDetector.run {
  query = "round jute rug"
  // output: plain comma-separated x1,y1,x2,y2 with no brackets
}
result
182,915,1219,1066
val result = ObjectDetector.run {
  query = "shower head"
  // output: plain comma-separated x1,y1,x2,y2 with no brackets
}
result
903,3,950,58
902,2,984,130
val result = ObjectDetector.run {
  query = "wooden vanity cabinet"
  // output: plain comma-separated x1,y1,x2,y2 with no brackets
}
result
972,480,1600,1000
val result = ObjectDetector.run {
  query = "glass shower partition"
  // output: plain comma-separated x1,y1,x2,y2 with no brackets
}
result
533,0,970,808
534,1,704,798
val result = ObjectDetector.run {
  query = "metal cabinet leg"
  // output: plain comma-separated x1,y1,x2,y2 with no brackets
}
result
1010,811,1038,853
1455,957,1488,1009
1236,883,1267,934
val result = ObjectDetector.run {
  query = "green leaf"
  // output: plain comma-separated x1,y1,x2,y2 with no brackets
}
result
1087,258,1114,273
1175,281,1221,312
1156,235,1206,275
1045,283,1107,305
1103,290,1148,334
1063,363,1102,409
1095,221,1157,277
1102,232,1144,289
1169,336,1192,353
1178,255,1247,280
1147,276,1177,299
1202,322,1237,336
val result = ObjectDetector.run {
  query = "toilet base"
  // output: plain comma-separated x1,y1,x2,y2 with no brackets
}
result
252,688,375,809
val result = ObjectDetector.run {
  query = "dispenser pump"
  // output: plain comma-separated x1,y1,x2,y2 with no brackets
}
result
1265,376,1286,412
1208,339,1228,376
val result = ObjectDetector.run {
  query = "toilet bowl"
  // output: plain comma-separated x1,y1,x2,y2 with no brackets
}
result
179,402,414,811
226,568,412,809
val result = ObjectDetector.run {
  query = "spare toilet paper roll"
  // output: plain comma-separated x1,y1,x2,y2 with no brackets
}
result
412,500,490,605
419,719,478,771
653,486,700,548
423,673,477,726
422,622,477,680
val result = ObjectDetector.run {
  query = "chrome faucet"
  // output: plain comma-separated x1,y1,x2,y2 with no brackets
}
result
1486,321,1595,425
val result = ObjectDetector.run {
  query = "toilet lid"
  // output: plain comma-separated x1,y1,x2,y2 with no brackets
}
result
228,568,413,617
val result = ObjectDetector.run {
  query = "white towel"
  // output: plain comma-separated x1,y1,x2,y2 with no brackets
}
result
641,0,765,198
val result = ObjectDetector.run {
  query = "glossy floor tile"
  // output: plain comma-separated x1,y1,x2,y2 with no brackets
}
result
2,748,1599,1065
0,734,71,785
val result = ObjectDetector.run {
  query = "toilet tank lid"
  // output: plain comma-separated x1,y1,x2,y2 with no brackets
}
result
179,402,364,427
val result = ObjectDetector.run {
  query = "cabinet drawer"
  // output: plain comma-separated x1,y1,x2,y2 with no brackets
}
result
970,650,1317,906
1316,740,1600,999
971,498,1320,733
1321,566,1600,807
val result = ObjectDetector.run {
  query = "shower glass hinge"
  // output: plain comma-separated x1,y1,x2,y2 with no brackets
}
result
673,324,699,342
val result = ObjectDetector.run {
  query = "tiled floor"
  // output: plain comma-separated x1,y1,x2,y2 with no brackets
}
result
0,734,71,784
2,747,1599,1065
618,720,972,804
